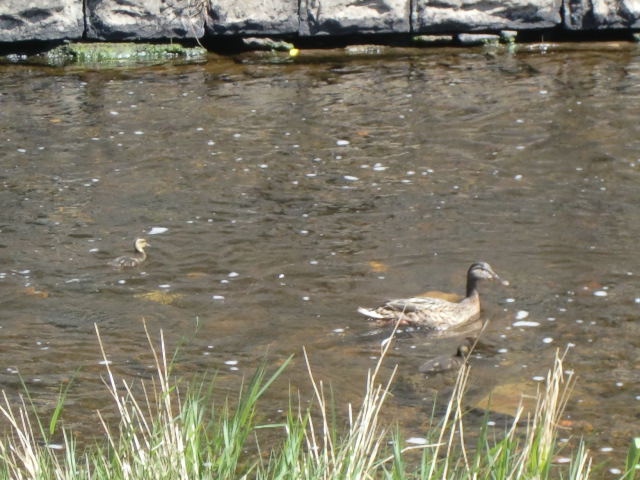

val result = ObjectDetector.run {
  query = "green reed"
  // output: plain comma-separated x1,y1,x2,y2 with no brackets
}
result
0,322,635,480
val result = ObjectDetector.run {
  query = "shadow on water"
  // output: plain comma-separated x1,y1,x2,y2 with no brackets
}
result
0,46,639,473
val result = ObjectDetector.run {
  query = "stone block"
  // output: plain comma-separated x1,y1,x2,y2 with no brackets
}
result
0,1,83,41
564,0,640,29
300,0,410,36
86,0,205,40
413,0,562,33
207,0,298,35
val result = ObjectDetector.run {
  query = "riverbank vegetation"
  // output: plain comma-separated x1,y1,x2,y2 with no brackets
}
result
0,324,636,479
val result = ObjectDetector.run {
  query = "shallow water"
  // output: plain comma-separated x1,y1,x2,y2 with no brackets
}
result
1,44,639,475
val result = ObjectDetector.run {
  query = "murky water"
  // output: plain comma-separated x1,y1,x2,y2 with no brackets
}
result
1,44,639,475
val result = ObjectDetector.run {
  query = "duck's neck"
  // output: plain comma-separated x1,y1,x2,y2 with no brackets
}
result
137,249,146,261
465,278,479,298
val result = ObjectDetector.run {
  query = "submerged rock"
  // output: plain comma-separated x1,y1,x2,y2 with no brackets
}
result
242,37,295,51
457,33,501,46
412,35,454,46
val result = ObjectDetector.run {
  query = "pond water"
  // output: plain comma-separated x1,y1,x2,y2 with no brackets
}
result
1,43,639,475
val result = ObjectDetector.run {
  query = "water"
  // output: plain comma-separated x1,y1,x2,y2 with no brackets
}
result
1,44,639,474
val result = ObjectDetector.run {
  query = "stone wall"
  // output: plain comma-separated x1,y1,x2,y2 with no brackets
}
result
0,0,639,43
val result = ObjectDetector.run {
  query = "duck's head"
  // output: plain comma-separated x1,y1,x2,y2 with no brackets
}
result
134,238,149,252
468,262,509,286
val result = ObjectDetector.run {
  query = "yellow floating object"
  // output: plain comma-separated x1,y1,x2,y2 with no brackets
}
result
367,260,387,273
289,48,299,57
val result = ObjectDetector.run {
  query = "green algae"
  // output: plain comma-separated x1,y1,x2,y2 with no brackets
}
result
0,42,208,68
45,42,207,66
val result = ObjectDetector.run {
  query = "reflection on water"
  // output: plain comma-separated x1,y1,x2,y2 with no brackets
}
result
1,45,640,473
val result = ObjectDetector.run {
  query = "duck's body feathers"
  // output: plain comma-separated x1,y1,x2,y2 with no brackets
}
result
358,294,480,330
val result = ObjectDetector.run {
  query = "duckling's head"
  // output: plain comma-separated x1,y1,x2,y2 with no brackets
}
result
134,238,149,252
457,339,472,357
468,262,509,286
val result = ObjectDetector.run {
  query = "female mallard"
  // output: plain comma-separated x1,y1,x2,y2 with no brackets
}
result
108,238,149,268
357,262,508,330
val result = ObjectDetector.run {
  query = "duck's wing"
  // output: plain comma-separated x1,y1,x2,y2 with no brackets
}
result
357,296,455,321
385,296,451,312
108,256,138,268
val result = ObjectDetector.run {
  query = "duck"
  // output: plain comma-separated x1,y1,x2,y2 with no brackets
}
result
108,238,149,268
418,340,472,374
357,262,508,330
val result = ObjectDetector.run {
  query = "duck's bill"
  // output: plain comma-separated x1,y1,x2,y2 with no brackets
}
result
494,275,509,286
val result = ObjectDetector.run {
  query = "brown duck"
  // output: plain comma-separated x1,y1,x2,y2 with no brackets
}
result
357,262,508,330
108,238,149,268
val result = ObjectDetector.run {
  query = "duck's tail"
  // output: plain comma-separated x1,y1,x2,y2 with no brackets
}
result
357,307,386,319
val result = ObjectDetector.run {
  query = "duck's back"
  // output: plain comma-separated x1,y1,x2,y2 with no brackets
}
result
359,294,480,329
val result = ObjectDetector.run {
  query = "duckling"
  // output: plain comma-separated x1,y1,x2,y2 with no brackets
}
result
418,340,471,374
357,262,508,330
108,238,149,268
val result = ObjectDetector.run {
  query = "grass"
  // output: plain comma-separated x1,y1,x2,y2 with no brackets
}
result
0,322,635,479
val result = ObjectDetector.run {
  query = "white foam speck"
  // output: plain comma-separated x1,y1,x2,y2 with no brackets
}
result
148,227,168,235
228,272,239,277
542,337,553,344
344,175,358,181
600,447,613,452
593,290,607,297
515,310,529,320
504,298,515,303
225,360,238,365
333,328,344,333
513,320,540,327
406,437,428,445
336,140,349,146
532,376,545,382
212,295,225,300
302,296,310,301
555,457,571,464
99,360,113,365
